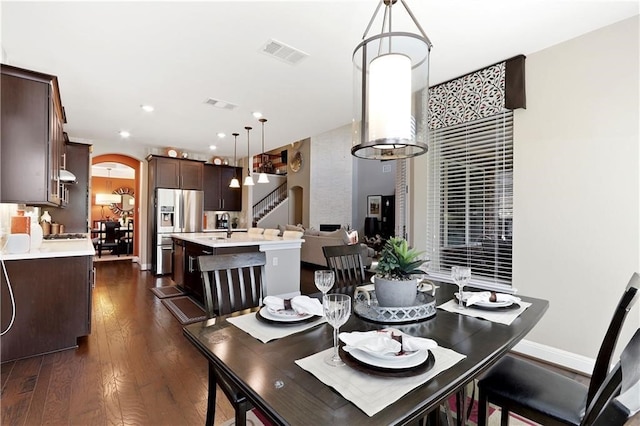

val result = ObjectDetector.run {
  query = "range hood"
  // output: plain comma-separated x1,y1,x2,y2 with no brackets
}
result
59,169,77,184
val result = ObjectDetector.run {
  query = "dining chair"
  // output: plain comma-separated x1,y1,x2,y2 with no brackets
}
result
477,272,640,426
282,230,303,239
263,228,280,237
322,244,367,296
197,251,267,426
247,227,264,236
589,328,640,426
97,221,121,257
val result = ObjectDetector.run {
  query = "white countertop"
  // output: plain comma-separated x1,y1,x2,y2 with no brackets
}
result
171,232,303,249
0,236,96,261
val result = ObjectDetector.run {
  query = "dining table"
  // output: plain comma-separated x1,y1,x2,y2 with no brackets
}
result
183,282,549,425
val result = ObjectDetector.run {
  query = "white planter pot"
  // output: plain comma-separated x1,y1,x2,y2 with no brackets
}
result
374,276,418,307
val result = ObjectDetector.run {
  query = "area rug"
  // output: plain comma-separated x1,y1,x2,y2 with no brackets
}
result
220,409,270,426
444,385,541,426
161,296,207,325
150,285,186,299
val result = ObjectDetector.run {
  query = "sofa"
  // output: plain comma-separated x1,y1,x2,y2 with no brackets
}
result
295,226,375,268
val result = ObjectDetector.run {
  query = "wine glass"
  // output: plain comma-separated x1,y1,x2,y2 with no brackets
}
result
452,266,472,309
323,294,351,366
314,270,335,295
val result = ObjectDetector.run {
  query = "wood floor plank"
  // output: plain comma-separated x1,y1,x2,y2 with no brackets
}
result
0,356,43,426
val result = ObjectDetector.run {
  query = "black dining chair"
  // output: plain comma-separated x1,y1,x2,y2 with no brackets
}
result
477,272,639,426
589,327,640,425
198,251,266,426
322,244,368,296
97,221,121,257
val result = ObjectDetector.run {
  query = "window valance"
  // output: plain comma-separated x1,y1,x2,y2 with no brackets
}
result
428,55,526,130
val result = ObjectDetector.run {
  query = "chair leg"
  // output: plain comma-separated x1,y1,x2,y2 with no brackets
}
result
235,400,249,425
477,388,489,426
500,408,509,426
455,388,466,426
205,362,217,426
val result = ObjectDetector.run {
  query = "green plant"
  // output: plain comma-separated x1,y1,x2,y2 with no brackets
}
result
376,237,427,280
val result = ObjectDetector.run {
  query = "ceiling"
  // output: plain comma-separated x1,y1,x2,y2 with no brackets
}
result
2,1,638,161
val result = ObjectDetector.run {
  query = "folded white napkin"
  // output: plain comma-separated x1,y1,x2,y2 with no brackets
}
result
263,295,324,316
339,328,438,355
460,291,521,307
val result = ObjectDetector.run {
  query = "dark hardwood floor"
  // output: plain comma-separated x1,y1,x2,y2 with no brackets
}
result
2,261,637,426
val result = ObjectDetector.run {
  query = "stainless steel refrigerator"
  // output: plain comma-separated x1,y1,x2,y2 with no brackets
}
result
154,188,203,275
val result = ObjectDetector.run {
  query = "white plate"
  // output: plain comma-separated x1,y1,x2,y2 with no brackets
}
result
345,346,423,363
259,308,313,322
346,347,429,369
455,293,512,308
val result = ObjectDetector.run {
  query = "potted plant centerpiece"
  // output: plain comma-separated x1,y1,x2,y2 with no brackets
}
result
374,237,427,307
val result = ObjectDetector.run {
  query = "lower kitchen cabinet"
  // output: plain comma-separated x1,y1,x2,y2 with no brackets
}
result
0,255,93,362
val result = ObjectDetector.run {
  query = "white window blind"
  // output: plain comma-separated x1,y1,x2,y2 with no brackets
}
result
426,111,513,288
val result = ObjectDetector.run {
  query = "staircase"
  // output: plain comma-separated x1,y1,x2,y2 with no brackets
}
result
252,182,288,226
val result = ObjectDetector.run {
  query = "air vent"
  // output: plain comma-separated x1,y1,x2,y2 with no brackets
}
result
260,39,309,65
204,98,238,110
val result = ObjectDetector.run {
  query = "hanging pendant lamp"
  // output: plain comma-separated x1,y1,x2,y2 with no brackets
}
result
229,132,240,188
351,0,432,160
257,118,270,183
243,126,255,186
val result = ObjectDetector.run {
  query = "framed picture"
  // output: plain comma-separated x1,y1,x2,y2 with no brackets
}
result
367,195,382,219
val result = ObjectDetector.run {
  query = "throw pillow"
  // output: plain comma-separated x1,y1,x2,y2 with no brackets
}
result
285,224,304,233
305,228,321,236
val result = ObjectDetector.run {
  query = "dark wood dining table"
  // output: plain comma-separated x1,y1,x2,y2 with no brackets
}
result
183,283,548,425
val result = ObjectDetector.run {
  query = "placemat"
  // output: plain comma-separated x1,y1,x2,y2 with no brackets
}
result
437,299,531,325
227,312,327,343
295,346,465,417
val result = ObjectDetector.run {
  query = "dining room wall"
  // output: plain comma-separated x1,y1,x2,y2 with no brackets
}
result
511,15,639,370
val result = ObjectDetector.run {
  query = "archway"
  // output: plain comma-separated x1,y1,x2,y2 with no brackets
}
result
92,154,141,257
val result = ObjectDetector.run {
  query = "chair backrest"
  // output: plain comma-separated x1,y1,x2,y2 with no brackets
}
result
322,244,367,295
198,252,266,318
263,229,280,237
587,272,639,406
585,327,640,426
247,227,264,236
103,221,120,243
282,230,303,239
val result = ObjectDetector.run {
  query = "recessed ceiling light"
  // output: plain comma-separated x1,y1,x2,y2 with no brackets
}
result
141,104,154,112
252,112,263,118
209,145,217,150
119,130,131,138
217,132,226,138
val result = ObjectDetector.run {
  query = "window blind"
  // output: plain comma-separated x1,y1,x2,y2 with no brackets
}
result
426,111,513,289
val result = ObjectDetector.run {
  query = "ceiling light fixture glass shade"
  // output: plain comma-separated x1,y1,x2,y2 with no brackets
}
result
243,126,255,186
229,132,241,188
351,0,432,160
257,118,270,183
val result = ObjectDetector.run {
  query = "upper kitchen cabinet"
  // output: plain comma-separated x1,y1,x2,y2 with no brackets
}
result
1,64,66,206
147,155,204,190
203,164,242,211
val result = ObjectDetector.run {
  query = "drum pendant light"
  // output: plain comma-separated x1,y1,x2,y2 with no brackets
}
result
229,132,240,188
243,126,255,186
257,118,269,184
351,0,432,160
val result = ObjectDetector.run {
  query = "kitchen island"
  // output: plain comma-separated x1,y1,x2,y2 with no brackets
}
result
0,236,95,362
171,232,304,304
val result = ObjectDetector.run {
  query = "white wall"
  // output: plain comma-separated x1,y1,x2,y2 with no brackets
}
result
513,16,639,363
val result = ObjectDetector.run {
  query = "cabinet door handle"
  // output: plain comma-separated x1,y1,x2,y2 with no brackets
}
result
188,255,196,273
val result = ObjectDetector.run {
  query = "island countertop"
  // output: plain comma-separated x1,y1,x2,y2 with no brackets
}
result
170,232,304,249
0,235,96,261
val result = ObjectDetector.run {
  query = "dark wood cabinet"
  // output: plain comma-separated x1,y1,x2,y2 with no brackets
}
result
0,255,93,362
203,164,242,211
147,155,204,190
49,142,91,232
172,238,185,287
1,64,65,206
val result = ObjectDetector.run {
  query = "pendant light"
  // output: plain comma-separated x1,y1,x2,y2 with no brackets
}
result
229,132,240,188
243,126,255,186
351,0,432,160
257,118,269,184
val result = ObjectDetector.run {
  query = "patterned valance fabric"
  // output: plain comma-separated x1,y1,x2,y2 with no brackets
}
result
428,55,525,130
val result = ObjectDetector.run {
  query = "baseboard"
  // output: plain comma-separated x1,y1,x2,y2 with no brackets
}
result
512,339,594,376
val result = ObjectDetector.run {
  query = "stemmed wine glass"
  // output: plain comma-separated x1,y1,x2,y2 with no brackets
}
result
323,294,351,367
314,270,335,295
452,266,472,310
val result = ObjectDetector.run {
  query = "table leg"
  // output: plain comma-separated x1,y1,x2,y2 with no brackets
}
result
206,362,217,426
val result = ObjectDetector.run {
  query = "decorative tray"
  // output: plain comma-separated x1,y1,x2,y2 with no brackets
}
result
354,291,436,324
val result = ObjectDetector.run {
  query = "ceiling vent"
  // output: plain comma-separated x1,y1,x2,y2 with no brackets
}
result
204,98,238,110
260,39,309,65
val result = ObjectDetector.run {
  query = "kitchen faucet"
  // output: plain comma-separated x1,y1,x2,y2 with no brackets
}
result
221,212,232,238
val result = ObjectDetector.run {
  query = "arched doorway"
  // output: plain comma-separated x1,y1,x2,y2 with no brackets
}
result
92,154,141,258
